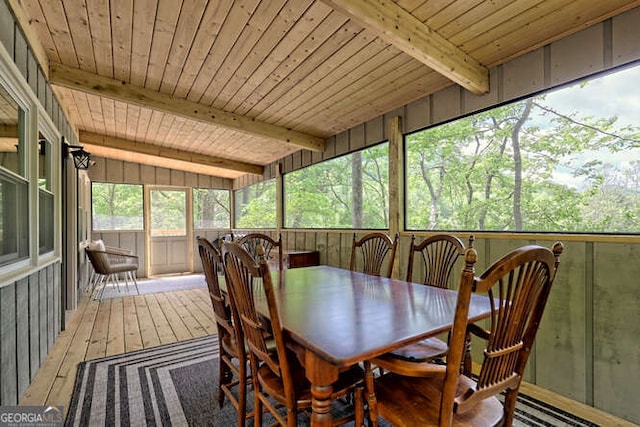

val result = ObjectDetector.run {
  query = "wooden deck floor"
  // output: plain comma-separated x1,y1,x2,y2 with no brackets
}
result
19,287,634,426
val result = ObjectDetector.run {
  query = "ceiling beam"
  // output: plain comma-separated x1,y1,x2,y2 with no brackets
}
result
320,0,489,95
79,131,264,176
51,63,325,152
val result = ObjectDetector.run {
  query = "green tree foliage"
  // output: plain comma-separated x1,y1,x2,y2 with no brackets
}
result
150,189,186,236
92,183,143,230
284,144,389,229
235,180,277,228
406,89,640,232
193,188,230,229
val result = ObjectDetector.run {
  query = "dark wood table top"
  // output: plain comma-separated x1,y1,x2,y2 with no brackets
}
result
259,265,492,367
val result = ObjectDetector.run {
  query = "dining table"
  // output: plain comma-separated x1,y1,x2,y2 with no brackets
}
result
249,265,493,427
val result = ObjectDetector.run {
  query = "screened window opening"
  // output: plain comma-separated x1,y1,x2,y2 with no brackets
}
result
405,64,640,233
92,183,144,230
284,143,389,229
234,179,276,228
150,188,186,237
193,188,230,229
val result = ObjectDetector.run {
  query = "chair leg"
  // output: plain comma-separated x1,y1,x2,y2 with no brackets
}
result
131,271,140,295
218,356,230,406
123,272,130,293
238,358,248,427
503,389,519,426
354,385,365,427
253,369,263,427
364,361,378,427
97,275,110,299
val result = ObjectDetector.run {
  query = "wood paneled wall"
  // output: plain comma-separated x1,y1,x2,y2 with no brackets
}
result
0,0,76,406
0,263,61,405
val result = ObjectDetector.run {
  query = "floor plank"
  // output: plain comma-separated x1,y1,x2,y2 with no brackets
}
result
106,297,125,356
122,296,143,352
134,293,161,348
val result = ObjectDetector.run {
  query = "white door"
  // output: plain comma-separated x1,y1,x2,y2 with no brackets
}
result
147,187,191,276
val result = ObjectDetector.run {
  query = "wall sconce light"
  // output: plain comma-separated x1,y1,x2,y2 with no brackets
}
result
63,139,92,170
71,147,91,169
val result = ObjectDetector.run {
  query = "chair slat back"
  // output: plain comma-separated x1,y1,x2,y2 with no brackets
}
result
222,242,291,383
237,233,284,271
407,234,468,288
197,237,234,337
440,242,563,425
350,232,398,278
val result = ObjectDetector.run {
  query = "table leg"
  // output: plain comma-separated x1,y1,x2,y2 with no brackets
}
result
304,350,339,427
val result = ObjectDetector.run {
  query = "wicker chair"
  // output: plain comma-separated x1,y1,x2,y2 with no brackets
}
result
85,241,139,299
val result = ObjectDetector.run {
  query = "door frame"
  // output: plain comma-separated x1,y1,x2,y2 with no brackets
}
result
144,185,193,276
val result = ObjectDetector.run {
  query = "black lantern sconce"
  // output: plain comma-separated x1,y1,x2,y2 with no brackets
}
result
62,137,92,170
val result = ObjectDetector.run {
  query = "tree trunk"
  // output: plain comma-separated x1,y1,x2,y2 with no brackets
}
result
512,99,533,231
352,151,363,228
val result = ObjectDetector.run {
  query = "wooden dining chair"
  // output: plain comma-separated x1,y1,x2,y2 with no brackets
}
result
237,232,284,271
221,241,365,427
367,242,564,427
388,233,471,362
349,232,399,278
197,237,250,427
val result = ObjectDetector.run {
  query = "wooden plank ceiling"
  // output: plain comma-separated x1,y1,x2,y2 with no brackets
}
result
13,0,640,179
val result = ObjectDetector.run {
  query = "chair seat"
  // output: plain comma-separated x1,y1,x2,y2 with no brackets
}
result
258,363,364,408
386,337,448,362
109,262,139,274
374,372,504,427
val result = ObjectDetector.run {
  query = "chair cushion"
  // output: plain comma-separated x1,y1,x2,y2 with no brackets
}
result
87,239,105,251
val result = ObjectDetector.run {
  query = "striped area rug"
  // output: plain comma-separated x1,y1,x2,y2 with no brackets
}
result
65,335,598,426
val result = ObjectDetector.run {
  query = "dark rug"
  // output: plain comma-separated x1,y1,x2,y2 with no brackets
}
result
65,335,599,426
